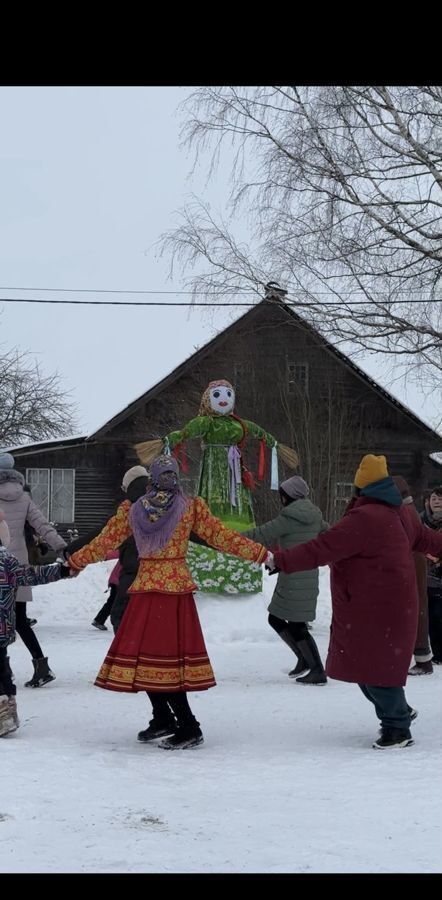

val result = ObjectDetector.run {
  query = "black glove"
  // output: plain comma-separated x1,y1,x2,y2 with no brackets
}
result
39,542,49,556
59,564,72,578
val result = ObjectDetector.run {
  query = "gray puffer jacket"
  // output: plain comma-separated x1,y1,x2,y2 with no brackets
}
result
0,470,67,602
244,499,328,622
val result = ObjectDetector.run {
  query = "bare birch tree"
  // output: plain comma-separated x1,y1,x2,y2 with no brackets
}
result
162,86,442,378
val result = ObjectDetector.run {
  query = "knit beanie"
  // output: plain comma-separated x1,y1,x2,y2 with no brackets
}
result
122,465,149,492
0,453,15,470
280,475,309,500
354,454,388,489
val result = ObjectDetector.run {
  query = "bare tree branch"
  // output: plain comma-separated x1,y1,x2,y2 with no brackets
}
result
0,346,77,446
160,86,442,381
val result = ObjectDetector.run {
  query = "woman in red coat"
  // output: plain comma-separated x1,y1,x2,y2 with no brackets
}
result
269,455,442,750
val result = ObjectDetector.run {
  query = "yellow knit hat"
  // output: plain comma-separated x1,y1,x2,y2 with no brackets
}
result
354,454,388,489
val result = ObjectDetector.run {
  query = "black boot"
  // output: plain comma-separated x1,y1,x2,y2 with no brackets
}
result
294,636,327,685
373,728,414,749
137,715,177,742
159,692,204,749
24,657,56,688
289,658,309,678
159,719,204,750
279,628,309,678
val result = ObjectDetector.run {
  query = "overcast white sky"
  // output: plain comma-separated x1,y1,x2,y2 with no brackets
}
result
0,86,438,437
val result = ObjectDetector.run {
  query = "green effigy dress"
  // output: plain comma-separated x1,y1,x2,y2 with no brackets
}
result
165,380,277,594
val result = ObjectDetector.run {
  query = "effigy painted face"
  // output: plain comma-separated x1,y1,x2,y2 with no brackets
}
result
209,384,235,415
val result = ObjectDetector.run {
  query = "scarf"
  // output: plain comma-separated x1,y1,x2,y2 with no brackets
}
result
129,455,189,556
360,476,402,507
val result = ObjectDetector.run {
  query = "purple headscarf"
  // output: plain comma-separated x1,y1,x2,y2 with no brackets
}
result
129,455,190,556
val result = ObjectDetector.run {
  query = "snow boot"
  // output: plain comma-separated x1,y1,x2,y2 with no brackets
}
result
373,727,414,749
91,619,108,631
294,636,327,685
279,627,309,677
137,716,177,743
289,658,309,678
24,657,56,688
159,720,204,750
0,696,19,736
408,660,433,675
378,706,417,736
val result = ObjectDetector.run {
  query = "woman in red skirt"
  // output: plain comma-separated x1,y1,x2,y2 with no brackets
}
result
67,455,268,749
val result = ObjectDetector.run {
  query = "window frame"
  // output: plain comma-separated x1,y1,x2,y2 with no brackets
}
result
26,467,75,523
50,468,76,524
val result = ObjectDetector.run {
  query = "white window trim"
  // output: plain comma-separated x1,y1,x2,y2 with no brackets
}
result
50,468,75,523
26,468,50,520
26,468,75,523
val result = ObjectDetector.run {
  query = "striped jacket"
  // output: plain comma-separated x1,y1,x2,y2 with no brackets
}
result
0,548,63,647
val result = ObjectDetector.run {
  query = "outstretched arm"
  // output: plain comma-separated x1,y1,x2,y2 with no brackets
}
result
26,499,67,551
166,416,210,450
274,510,366,573
243,420,276,448
243,513,289,547
68,501,132,570
192,498,267,563
5,555,67,587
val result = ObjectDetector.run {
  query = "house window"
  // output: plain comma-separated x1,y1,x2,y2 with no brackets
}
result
51,469,75,523
26,468,75,523
26,469,50,520
287,362,309,393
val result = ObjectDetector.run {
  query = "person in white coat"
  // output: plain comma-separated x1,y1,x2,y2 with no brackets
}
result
0,454,67,687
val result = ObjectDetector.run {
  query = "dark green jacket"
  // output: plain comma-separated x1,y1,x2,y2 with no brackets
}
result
244,499,328,621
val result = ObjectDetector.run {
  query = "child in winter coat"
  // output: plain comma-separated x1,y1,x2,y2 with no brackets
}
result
0,511,71,737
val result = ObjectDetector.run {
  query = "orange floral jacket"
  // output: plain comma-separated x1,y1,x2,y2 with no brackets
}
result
69,497,267,594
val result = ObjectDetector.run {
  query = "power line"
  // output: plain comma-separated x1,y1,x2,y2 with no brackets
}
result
0,296,441,308
0,284,440,299
0,285,255,296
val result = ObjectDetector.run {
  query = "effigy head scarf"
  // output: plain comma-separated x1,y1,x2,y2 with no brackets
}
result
199,379,235,417
129,455,190,555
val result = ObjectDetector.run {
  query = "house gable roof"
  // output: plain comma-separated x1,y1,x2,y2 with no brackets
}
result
88,298,442,446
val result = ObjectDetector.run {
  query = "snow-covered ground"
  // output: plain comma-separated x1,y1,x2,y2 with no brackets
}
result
1,564,441,873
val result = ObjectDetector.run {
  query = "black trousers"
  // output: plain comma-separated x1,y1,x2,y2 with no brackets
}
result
15,603,44,659
0,647,16,696
268,613,309,641
147,691,195,727
94,585,117,626
428,588,442,662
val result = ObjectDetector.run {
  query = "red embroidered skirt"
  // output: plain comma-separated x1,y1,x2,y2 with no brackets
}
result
94,591,216,693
